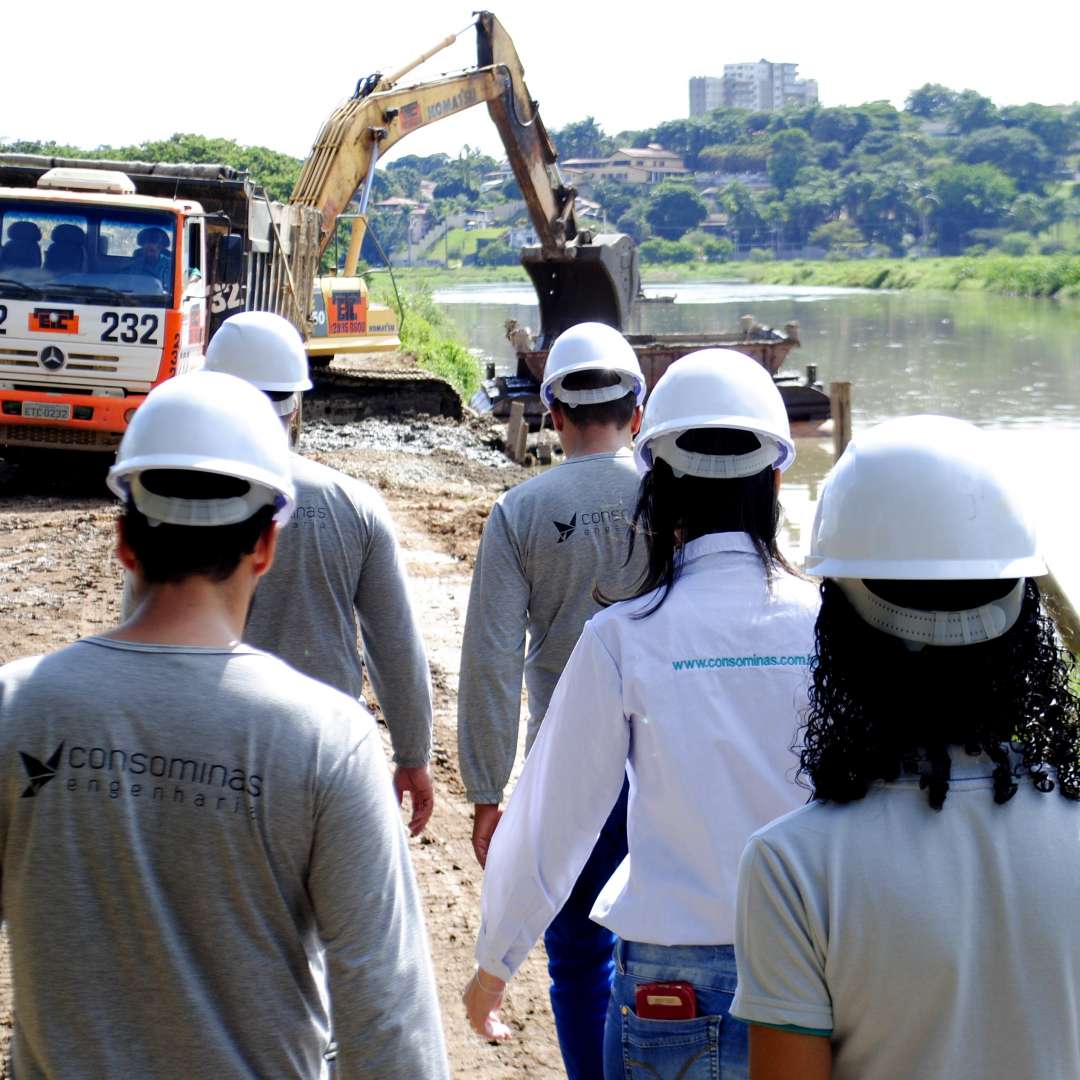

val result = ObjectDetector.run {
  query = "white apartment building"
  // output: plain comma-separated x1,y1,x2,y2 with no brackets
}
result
689,62,818,116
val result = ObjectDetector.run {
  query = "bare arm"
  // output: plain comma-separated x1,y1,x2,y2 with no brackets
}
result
750,1026,831,1080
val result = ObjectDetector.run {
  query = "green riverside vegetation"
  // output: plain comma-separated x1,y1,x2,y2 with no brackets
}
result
383,286,480,398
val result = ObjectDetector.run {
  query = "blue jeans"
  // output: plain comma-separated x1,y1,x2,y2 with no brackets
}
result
603,940,748,1080
543,779,629,1080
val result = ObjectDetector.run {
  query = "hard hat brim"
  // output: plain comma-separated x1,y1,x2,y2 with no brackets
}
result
108,454,296,524
635,415,796,475
805,554,1048,580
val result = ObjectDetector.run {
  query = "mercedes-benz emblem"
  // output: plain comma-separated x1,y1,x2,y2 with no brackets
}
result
39,346,65,371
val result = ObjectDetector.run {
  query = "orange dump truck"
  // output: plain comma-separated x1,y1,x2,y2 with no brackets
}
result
0,155,319,452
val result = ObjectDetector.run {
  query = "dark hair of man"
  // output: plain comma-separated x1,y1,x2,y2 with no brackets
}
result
799,577,1080,809
548,369,636,429
122,469,276,585
597,427,793,617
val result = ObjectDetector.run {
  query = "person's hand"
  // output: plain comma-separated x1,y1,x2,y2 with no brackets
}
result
394,765,435,836
463,968,511,1041
472,803,502,867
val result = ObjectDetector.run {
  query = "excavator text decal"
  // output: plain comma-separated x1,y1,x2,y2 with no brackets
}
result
425,87,477,122
400,102,421,133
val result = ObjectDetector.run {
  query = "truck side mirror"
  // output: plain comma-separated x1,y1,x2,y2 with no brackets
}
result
215,234,245,282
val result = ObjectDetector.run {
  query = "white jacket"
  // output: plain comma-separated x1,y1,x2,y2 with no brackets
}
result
476,532,820,981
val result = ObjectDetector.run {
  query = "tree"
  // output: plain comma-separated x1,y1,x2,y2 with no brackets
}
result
809,220,865,250
388,153,449,177
645,182,708,239
999,103,1077,157
719,182,767,245
767,128,814,192
431,174,477,201
905,84,958,119
591,179,636,222
777,166,840,243
552,117,612,160
473,236,519,266
698,142,769,174
810,108,870,153
1008,193,1046,233
615,208,649,244
956,126,1054,191
950,90,998,135
843,165,919,253
930,163,1016,248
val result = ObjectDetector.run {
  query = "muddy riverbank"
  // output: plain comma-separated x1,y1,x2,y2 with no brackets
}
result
0,417,565,1078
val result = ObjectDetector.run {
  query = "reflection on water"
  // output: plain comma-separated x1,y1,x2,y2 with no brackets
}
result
436,281,1080,602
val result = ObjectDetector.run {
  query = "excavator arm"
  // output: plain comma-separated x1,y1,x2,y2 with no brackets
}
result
292,67,510,263
291,10,639,346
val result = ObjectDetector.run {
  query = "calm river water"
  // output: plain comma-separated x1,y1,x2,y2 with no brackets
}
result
435,281,1080,600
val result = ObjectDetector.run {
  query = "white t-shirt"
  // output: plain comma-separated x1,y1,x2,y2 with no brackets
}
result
733,752,1080,1080
476,532,819,981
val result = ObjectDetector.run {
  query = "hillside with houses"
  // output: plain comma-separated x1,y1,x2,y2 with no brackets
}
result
9,83,1079,270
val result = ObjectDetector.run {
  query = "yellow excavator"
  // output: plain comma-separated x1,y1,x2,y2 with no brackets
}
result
292,10,639,364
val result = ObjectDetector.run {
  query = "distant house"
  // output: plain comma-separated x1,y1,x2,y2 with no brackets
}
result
374,196,421,212
562,145,688,185
506,224,540,248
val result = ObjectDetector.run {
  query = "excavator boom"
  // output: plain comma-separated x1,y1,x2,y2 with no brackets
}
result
292,10,640,353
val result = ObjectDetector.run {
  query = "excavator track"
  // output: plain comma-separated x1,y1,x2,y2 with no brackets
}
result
305,355,463,425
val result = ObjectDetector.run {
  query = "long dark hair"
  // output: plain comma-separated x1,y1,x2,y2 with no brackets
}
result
599,428,795,617
799,577,1080,809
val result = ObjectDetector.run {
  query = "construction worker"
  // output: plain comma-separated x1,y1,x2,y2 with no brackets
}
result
732,416,1080,1080
204,311,435,834
0,371,449,1076
463,350,819,1080
458,321,647,1076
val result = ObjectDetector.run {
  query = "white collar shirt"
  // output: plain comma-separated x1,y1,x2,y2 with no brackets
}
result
476,532,820,981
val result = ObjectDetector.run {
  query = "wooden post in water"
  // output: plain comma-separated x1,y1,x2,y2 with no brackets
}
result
506,401,528,464
830,382,853,461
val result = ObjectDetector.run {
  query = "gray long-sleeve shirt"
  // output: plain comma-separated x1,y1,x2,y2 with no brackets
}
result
457,448,646,804
0,637,448,1078
245,453,433,768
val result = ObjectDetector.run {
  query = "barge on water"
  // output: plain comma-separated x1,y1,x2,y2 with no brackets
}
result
473,315,832,430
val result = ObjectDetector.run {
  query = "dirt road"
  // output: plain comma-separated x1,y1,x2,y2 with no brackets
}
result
0,418,566,1077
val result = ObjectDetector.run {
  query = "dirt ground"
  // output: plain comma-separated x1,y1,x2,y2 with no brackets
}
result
0,417,567,1077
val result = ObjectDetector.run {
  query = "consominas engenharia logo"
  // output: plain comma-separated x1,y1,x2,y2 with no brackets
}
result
20,742,64,798
553,513,577,543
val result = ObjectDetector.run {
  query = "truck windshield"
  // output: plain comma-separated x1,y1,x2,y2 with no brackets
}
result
0,200,175,308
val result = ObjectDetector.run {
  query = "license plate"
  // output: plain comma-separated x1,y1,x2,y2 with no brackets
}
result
23,401,72,421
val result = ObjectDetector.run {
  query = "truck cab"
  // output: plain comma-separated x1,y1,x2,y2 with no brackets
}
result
0,167,208,451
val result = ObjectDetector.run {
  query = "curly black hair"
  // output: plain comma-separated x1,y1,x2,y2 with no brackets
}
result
799,578,1080,809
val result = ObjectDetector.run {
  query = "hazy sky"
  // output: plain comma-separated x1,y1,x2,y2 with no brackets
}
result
5,0,1077,166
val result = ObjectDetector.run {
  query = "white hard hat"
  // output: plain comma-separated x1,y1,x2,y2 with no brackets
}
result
807,415,1045,582
205,311,312,417
634,349,794,478
107,371,295,526
540,322,645,408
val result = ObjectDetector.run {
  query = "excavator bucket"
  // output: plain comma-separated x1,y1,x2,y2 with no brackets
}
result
521,233,641,349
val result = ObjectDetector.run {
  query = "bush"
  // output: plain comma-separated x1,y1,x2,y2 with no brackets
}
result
473,238,519,266
389,286,479,395
702,236,736,262
639,238,698,264
748,247,775,262
997,232,1035,256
